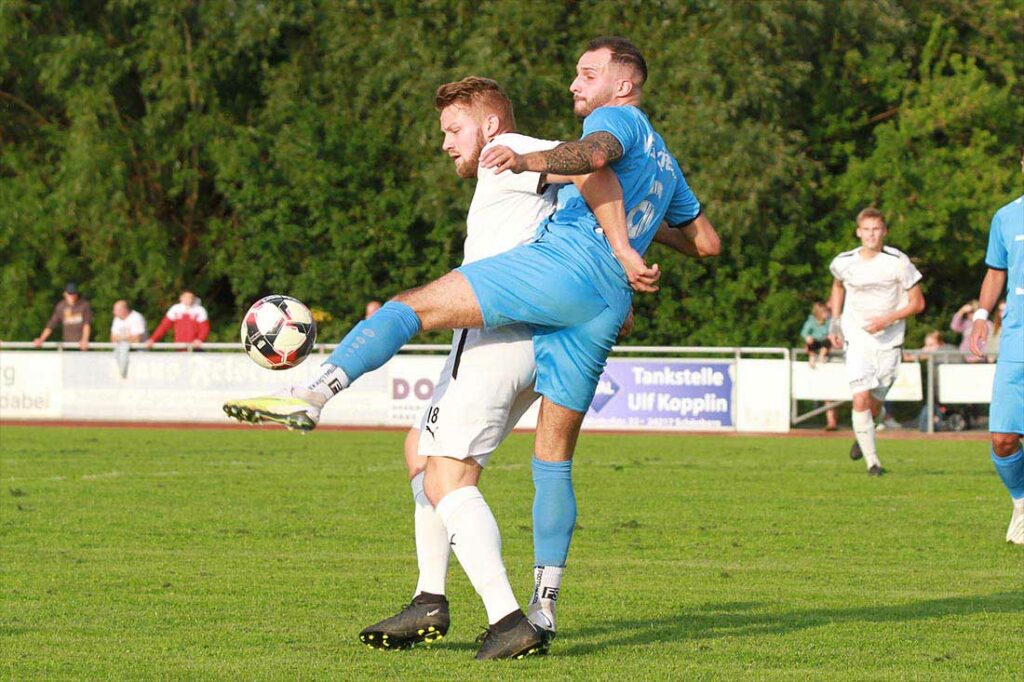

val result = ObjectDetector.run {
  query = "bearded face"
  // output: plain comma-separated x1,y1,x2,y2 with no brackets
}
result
569,49,622,118
440,105,487,178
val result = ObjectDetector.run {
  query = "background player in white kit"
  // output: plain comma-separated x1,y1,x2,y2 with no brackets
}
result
357,77,720,658
828,208,926,475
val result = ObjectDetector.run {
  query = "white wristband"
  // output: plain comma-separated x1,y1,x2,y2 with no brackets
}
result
971,309,989,322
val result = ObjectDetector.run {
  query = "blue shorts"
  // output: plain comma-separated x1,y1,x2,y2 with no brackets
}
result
457,240,630,413
990,360,1024,435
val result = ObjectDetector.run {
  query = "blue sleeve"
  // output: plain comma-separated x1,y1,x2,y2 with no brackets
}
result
581,106,640,156
984,211,1007,269
664,158,701,226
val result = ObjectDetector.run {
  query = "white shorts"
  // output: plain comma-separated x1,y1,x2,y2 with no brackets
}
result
416,325,540,467
845,342,901,400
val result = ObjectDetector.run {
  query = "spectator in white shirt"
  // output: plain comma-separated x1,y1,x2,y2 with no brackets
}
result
110,300,147,343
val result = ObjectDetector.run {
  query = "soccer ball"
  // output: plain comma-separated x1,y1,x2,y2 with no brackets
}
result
240,295,317,370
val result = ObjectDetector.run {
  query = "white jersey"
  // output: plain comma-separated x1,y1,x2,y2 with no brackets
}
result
829,245,923,349
110,310,146,340
418,132,560,463
462,133,560,264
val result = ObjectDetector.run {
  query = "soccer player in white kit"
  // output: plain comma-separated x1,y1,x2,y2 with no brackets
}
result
356,77,720,658
827,208,926,475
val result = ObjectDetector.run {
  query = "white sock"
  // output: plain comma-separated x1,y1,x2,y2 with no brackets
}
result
528,565,563,630
852,409,881,468
435,486,519,624
305,363,350,403
410,472,449,597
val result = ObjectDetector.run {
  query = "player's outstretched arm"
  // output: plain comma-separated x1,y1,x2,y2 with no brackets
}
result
969,268,1007,355
481,132,624,175
653,215,721,258
573,168,660,293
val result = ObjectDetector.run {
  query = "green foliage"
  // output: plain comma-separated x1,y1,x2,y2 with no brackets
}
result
2,1,1021,345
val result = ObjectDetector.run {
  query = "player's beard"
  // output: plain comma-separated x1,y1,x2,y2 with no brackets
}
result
455,130,487,179
574,86,615,118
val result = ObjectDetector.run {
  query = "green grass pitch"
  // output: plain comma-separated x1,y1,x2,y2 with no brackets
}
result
1,425,1021,680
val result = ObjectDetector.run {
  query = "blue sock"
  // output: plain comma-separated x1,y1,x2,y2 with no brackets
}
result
532,458,576,567
325,301,420,382
991,447,1024,500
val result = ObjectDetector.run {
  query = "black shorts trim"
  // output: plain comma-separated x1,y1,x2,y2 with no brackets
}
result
451,329,469,380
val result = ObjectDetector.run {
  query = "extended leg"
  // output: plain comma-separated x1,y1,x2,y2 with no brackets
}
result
313,272,483,395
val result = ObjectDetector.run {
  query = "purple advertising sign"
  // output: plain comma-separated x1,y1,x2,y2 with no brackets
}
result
583,359,734,430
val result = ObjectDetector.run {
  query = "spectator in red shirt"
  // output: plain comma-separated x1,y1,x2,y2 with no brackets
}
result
145,291,210,349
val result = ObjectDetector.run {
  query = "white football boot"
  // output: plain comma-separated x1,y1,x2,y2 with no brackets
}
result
1007,499,1024,545
223,387,324,432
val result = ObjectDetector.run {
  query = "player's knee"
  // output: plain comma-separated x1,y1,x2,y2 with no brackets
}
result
991,433,1022,457
851,394,872,412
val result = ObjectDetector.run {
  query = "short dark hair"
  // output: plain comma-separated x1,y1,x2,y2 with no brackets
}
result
586,36,647,85
434,77,516,128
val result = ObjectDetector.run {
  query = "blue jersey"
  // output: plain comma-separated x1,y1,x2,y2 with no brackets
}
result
540,106,701,304
986,194,1024,362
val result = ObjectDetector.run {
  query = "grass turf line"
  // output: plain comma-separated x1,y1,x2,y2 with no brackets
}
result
1,426,1021,679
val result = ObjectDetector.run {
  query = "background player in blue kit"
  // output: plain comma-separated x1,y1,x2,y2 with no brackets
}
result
969,149,1024,545
225,37,718,658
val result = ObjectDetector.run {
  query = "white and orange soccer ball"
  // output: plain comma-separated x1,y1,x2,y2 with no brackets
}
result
240,295,317,370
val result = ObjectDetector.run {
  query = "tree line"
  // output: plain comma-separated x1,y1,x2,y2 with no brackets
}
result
2,0,1021,346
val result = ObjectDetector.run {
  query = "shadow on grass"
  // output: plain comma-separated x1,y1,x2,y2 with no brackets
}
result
559,592,1024,656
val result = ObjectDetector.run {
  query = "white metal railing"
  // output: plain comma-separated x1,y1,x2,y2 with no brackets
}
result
790,347,999,434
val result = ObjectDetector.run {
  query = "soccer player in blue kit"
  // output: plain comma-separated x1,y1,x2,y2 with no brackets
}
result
225,37,712,658
969,149,1024,545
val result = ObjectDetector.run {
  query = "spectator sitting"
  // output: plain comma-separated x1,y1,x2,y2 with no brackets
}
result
799,301,838,429
950,300,991,363
800,301,832,368
110,300,147,343
145,290,210,349
33,282,92,351
365,300,382,319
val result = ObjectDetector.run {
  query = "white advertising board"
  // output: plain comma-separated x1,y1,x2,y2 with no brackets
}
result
937,364,996,404
0,350,792,432
0,352,62,418
791,361,923,401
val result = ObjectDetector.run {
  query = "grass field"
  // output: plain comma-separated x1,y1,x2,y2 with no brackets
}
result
1,425,1021,680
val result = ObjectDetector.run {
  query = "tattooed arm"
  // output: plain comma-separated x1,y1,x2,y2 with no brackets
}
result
480,132,624,175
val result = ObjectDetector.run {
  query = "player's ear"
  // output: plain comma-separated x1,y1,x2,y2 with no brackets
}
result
483,113,501,138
